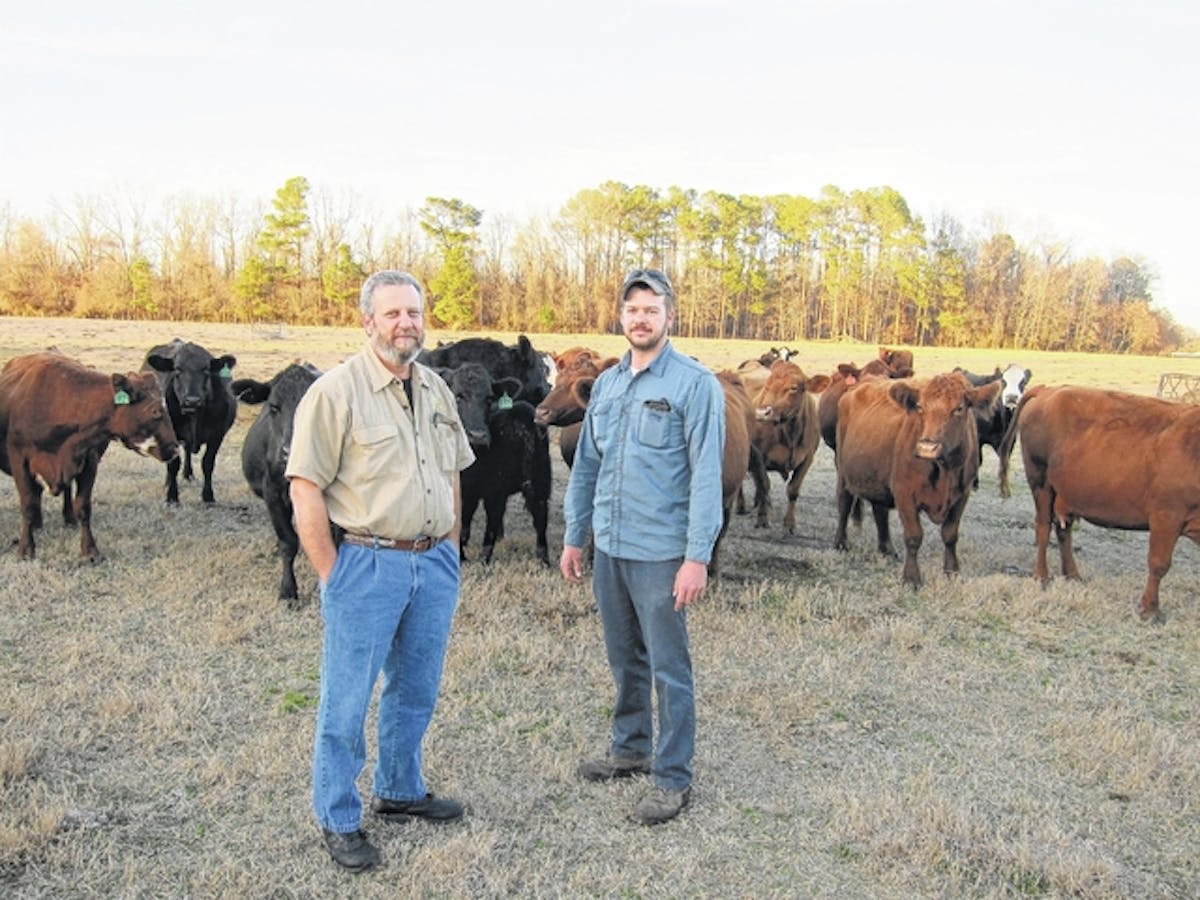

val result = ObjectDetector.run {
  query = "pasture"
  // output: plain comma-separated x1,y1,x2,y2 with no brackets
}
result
2,317,1199,898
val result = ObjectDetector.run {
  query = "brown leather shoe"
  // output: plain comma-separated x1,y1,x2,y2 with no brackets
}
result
371,793,464,823
321,828,381,872
632,785,691,825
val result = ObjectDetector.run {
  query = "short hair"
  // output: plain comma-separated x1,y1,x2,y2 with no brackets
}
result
360,270,425,316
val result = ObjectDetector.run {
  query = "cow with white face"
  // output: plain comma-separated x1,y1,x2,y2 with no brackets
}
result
952,364,1032,486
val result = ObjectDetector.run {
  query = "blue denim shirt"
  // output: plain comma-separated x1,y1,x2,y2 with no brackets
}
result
563,341,726,564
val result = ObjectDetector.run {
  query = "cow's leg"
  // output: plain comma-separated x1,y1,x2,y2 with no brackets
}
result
200,439,222,503
1053,515,1080,579
783,450,815,534
60,481,74,526
748,446,770,528
14,460,41,559
480,494,506,563
459,495,480,562
165,455,182,504
1029,485,1053,583
73,457,102,562
1139,518,1178,623
896,501,924,588
871,502,895,557
524,487,551,566
182,447,195,481
264,481,300,604
939,499,969,576
834,480,854,551
26,477,45,530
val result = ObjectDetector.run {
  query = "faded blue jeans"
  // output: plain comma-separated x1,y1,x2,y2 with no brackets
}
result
592,550,695,791
313,540,460,833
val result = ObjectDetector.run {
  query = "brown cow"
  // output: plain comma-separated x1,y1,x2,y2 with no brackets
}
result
750,359,830,532
818,358,915,452
998,385,1200,622
712,371,769,575
534,354,619,467
0,351,179,560
835,374,1000,586
879,346,914,373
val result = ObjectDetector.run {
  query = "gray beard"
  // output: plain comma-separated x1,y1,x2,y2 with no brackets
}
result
372,332,423,368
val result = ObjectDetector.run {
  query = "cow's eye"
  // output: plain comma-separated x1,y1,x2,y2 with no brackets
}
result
268,402,281,415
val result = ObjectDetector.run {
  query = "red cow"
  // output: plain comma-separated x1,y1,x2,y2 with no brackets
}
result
750,359,830,532
0,351,179,560
818,358,914,452
998,385,1200,622
835,374,1000,586
712,371,769,575
534,354,618,468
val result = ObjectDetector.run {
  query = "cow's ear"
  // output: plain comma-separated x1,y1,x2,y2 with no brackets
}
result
146,353,173,373
111,374,136,405
971,380,1003,411
807,374,832,394
517,335,533,355
889,382,920,412
211,355,236,378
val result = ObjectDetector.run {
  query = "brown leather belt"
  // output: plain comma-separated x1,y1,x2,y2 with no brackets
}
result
341,533,445,553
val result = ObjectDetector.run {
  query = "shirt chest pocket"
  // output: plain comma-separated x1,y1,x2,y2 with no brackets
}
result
636,404,681,450
432,419,460,471
351,424,400,481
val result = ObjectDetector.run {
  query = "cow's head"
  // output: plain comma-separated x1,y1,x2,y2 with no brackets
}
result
147,341,236,416
999,363,1032,409
110,372,179,461
534,355,617,427
890,374,1001,466
263,364,320,470
755,360,831,423
439,363,518,450
512,335,551,405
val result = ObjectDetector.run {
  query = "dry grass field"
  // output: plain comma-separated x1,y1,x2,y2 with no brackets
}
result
2,317,1199,898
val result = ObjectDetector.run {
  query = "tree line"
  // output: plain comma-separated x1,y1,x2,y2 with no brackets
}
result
0,176,1184,353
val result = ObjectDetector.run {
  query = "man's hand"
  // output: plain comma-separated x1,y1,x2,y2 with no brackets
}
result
560,545,585,583
672,559,708,611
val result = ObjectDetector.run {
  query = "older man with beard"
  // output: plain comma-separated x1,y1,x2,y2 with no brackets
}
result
288,270,476,872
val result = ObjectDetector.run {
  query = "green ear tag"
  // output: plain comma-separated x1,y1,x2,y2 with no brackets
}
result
219,365,233,379
113,390,131,405
498,393,513,410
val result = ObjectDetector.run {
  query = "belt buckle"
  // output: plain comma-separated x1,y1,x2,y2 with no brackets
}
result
412,536,433,552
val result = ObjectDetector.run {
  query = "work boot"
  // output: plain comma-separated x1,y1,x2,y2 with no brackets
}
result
371,793,464,823
577,752,651,782
633,785,691,825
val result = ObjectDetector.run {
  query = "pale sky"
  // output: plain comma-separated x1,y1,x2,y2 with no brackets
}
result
3,1,1197,330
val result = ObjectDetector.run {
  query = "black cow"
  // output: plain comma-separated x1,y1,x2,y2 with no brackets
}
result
232,363,321,605
461,401,551,566
436,363,550,565
420,335,551,405
143,339,238,504
953,363,1032,482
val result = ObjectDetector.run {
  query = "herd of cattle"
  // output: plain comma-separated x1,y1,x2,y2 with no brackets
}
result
1,334,1197,622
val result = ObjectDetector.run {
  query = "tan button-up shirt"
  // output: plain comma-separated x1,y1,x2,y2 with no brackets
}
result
285,345,475,540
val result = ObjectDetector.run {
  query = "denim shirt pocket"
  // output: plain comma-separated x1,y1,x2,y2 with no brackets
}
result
636,404,681,450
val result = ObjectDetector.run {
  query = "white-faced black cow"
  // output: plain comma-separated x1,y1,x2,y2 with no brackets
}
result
0,351,179,561
143,339,238,504
437,363,551,565
953,363,1032,483
232,363,321,605
420,335,551,406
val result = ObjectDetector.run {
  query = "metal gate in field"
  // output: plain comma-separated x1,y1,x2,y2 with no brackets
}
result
1156,372,1200,404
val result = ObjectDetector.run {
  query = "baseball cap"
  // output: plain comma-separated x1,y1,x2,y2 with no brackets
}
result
620,268,675,304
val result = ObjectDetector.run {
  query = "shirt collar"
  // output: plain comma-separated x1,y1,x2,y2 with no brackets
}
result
619,340,675,376
361,343,427,393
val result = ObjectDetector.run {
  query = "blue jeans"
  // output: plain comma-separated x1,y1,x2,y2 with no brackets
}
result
313,540,460,833
592,550,695,791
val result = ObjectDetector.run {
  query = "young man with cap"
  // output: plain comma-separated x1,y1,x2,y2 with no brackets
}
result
288,270,475,871
560,268,725,825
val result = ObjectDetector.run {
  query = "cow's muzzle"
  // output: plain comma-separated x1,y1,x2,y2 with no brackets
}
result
915,439,941,460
